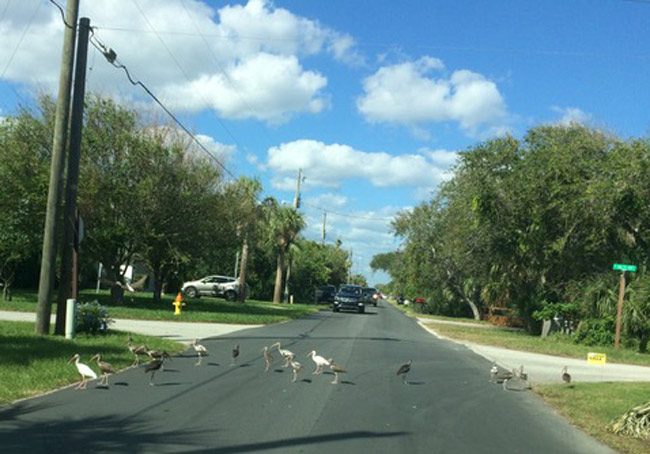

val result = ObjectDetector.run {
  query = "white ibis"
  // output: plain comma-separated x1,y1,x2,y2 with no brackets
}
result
562,366,571,384
327,359,347,384
262,346,274,372
307,350,330,375
289,359,302,382
90,354,115,386
192,339,208,366
68,354,97,390
127,337,149,366
145,356,167,386
271,342,295,367
397,360,412,384
232,344,240,365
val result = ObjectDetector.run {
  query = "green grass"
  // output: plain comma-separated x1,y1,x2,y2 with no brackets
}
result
1,289,323,325
421,320,650,366
0,320,184,405
535,382,650,454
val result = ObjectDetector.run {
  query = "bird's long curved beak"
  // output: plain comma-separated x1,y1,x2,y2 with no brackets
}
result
67,355,76,363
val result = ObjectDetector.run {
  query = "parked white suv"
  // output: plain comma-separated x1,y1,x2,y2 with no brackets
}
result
181,275,243,301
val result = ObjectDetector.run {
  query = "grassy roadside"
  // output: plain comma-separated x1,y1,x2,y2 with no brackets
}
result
536,382,650,454
0,320,185,405
1,289,323,325
390,301,650,453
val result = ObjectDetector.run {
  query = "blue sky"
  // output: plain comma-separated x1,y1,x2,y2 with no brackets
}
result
1,0,649,285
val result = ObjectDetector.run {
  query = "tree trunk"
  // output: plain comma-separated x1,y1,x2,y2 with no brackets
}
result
273,249,284,303
238,239,249,303
463,295,481,320
153,276,163,305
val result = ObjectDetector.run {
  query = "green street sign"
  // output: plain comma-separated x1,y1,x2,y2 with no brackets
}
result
613,263,637,272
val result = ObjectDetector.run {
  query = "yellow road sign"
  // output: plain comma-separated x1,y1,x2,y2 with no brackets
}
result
587,352,607,365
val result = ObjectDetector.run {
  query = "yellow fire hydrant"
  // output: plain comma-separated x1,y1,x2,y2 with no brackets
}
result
173,292,185,315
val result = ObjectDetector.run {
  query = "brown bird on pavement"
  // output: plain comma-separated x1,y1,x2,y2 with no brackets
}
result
397,360,412,384
562,366,571,384
90,353,115,386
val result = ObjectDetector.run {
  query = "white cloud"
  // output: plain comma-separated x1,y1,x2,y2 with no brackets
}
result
357,56,508,136
195,133,236,161
267,139,456,189
162,53,327,123
0,0,360,123
310,193,348,208
552,106,592,126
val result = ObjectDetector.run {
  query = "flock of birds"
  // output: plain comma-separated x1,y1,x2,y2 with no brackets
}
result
489,362,573,391
67,336,414,389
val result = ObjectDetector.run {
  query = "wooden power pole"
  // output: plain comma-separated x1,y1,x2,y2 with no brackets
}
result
35,0,79,335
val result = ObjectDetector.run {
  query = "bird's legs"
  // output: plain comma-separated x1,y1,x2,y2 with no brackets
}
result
292,369,298,382
149,371,156,386
75,375,87,390
402,373,409,385
195,354,202,366
331,372,340,384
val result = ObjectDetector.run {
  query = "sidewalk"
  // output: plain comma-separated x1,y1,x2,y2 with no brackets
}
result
418,319,650,384
0,310,260,345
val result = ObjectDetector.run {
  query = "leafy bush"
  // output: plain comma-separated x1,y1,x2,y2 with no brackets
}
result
573,316,615,346
75,300,113,335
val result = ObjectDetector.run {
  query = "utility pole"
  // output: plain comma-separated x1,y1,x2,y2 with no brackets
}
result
35,0,79,335
293,168,303,209
55,17,91,335
321,210,327,244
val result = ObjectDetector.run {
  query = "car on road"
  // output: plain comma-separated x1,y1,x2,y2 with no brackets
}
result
332,284,365,313
181,275,244,301
315,284,336,304
362,287,380,306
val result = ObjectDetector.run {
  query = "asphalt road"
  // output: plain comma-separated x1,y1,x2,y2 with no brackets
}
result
0,304,613,453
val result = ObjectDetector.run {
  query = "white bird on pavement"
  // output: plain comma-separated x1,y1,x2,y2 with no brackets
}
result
262,346,274,372
289,359,302,382
271,342,295,367
327,359,347,384
192,339,208,366
307,350,330,375
68,354,97,390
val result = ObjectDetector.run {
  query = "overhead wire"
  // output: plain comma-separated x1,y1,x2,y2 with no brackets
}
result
130,0,245,163
87,30,236,179
1,0,43,79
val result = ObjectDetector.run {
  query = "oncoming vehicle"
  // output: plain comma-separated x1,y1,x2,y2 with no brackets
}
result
315,284,337,304
362,287,379,307
333,284,365,314
181,275,244,301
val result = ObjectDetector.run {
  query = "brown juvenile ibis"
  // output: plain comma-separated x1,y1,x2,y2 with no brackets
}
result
90,353,115,386
397,360,412,384
262,345,274,372
68,354,97,390
271,342,295,367
327,359,347,384
289,359,302,382
562,366,571,384
192,339,208,366
127,337,149,366
145,355,168,386
307,350,330,375
231,344,240,365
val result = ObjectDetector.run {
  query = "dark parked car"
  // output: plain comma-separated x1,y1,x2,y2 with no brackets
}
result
315,285,336,304
333,284,365,313
362,287,379,306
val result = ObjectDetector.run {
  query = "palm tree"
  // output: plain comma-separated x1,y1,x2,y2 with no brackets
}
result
264,200,305,303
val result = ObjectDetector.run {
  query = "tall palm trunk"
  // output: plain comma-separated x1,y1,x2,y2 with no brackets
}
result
238,239,249,303
273,249,285,303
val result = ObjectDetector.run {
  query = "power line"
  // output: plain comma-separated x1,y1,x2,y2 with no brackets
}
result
1,0,42,79
87,31,236,180
303,201,395,222
130,0,245,161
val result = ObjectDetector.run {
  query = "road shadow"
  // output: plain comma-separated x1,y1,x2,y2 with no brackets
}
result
185,430,409,453
300,378,312,383
340,381,356,386
207,362,220,367
0,402,207,452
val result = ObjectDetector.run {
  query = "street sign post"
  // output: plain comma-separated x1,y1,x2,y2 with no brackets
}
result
613,263,637,272
613,263,637,349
